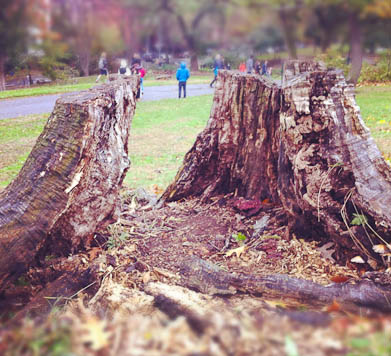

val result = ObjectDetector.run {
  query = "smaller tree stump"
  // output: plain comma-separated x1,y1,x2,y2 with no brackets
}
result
0,77,139,293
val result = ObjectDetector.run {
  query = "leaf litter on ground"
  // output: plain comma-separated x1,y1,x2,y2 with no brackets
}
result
2,187,391,356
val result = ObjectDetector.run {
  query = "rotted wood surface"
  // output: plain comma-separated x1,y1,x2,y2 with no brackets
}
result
0,77,139,293
162,67,391,263
282,59,327,82
180,256,391,312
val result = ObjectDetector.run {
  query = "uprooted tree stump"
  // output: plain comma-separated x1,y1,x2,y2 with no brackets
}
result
0,77,139,293
162,65,391,266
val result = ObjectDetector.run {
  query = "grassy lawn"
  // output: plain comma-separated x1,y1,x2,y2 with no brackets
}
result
0,74,212,100
0,85,390,190
355,85,391,161
125,95,213,189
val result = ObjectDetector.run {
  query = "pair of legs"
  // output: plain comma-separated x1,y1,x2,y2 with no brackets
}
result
96,69,108,82
210,75,217,87
140,77,144,94
179,81,187,98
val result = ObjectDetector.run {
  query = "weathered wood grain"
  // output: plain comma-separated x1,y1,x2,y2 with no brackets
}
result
162,65,391,264
0,77,139,292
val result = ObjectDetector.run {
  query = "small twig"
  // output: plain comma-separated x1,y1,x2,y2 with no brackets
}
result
340,189,372,258
44,280,97,308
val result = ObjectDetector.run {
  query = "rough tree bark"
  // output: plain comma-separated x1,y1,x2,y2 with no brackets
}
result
162,66,391,264
0,76,139,293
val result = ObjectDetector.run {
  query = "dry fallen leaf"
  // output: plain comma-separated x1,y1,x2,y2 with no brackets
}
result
373,244,391,254
351,255,365,264
80,317,110,351
325,300,341,313
152,184,165,196
87,247,101,261
225,245,246,258
367,258,378,270
330,275,350,283
143,271,151,284
264,299,287,309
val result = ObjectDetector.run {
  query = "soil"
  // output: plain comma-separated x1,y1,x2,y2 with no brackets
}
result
1,188,390,356
116,190,359,286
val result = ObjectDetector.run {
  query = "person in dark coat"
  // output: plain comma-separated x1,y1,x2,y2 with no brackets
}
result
96,52,108,82
261,60,268,75
246,55,254,74
176,61,190,98
255,60,261,74
131,53,141,74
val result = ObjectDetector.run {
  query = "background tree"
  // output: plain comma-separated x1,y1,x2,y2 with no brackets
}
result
158,0,227,70
0,0,30,90
237,0,304,59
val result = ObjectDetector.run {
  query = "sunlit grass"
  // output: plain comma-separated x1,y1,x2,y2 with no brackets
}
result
125,95,213,189
356,85,391,162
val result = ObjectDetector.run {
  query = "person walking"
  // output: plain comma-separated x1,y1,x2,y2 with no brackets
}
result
130,53,141,74
96,52,109,82
210,54,223,88
255,60,261,74
176,61,190,99
261,60,268,75
246,55,254,74
118,59,130,75
138,65,146,96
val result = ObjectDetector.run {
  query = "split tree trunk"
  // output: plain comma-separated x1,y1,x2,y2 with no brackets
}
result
0,76,139,293
162,65,391,264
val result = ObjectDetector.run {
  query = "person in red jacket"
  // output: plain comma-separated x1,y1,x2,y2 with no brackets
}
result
138,65,146,96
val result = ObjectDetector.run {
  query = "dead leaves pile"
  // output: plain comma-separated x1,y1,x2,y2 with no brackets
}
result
219,236,358,285
3,283,391,356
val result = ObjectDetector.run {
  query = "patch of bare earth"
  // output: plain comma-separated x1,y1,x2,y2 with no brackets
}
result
116,193,358,286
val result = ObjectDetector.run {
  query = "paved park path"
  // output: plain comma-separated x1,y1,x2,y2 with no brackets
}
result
0,84,214,120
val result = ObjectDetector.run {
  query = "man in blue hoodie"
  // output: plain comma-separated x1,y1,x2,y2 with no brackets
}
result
176,61,190,98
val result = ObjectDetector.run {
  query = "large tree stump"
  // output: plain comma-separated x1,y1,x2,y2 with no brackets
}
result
162,67,391,264
0,77,139,292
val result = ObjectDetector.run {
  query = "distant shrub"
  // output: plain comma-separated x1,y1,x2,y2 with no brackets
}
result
53,66,80,83
358,50,391,84
317,48,391,84
315,48,350,77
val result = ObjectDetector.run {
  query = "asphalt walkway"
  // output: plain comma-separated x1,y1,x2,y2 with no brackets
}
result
0,84,214,120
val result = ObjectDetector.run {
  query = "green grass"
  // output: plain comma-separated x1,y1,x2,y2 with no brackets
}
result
356,85,391,161
0,75,212,100
0,85,391,190
125,95,213,189
0,114,48,186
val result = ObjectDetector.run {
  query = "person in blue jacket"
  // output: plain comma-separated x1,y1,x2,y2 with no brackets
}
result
176,61,190,98
210,54,223,88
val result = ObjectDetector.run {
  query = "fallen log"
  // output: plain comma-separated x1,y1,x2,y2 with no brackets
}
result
161,65,391,265
11,266,99,323
0,77,139,293
180,256,391,313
